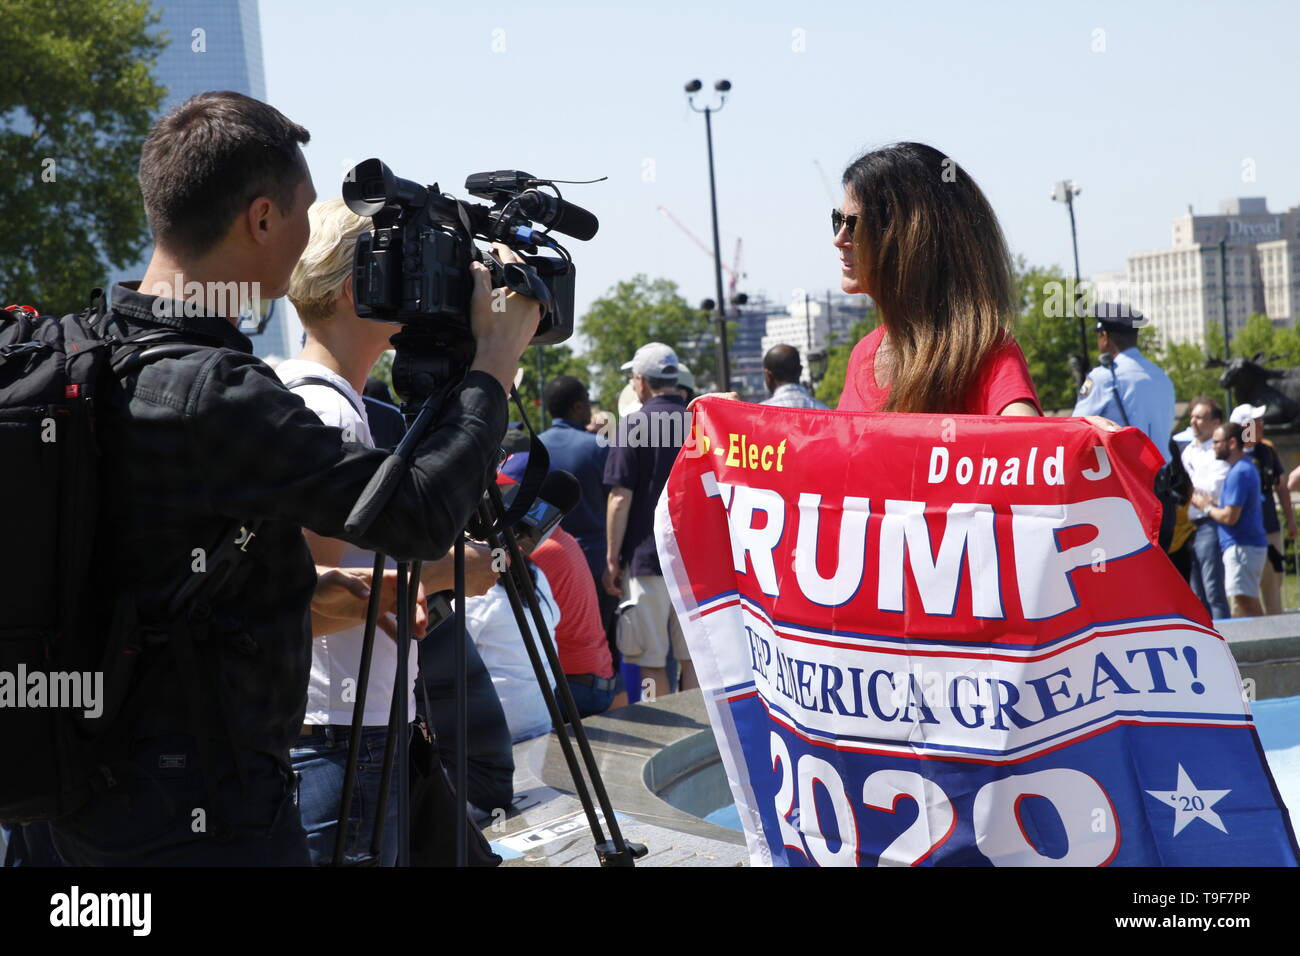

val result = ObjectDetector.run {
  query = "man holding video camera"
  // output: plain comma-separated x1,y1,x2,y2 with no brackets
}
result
47,91,540,866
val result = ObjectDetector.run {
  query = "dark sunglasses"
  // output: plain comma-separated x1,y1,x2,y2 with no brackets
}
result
831,209,858,236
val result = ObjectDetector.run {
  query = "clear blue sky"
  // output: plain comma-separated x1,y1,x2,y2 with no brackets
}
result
261,0,1299,337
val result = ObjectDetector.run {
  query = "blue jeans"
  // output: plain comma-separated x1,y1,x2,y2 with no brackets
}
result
563,676,616,718
1190,520,1230,619
50,734,309,866
291,725,402,866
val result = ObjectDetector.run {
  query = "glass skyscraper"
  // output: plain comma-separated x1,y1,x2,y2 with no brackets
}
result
110,0,300,362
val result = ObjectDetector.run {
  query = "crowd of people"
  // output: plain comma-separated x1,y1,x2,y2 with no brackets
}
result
1065,305,1297,620
6,90,1295,870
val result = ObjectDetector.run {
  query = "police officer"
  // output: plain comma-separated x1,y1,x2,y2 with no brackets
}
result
1072,303,1176,462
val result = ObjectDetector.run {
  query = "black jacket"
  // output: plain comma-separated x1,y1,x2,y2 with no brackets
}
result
95,282,507,761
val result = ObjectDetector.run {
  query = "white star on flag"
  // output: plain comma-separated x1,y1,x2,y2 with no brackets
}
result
1146,765,1231,837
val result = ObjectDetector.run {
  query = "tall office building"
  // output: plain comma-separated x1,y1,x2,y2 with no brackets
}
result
1092,198,1300,348
729,290,871,399
108,0,298,362
761,298,829,388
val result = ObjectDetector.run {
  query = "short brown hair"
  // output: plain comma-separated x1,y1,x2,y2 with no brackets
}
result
1189,396,1224,422
139,91,310,258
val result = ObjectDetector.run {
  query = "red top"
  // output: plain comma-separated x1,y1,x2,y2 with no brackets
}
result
530,528,614,678
837,326,1042,415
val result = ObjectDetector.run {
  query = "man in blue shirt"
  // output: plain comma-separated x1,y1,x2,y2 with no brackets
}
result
1072,304,1175,462
1192,422,1268,618
761,345,829,409
539,376,609,582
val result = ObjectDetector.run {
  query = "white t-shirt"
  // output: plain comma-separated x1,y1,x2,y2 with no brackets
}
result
276,358,417,726
464,567,560,743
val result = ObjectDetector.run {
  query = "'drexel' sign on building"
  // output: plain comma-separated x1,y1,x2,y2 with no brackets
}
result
655,399,1298,866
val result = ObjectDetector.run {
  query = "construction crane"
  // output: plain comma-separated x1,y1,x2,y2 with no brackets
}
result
729,238,744,301
657,206,746,299
813,159,836,204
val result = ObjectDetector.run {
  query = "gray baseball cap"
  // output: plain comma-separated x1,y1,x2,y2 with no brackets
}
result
621,342,680,380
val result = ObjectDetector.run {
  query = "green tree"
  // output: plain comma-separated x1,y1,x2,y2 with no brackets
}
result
578,275,718,410
814,311,878,407
1204,322,1226,364
1143,331,1221,410
513,343,589,430
0,0,166,313
1009,259,1080,412
369,350,395,398
1231,313,1277,362
1268,322,1300,368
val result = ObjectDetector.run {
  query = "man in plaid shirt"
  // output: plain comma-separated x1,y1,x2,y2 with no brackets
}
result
47,92,539,866
760,345,828,409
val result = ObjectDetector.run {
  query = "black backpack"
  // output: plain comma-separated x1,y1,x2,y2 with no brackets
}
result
0,291,253,825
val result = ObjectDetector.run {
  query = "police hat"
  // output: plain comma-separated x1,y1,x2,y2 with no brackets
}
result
1092,301,1145,335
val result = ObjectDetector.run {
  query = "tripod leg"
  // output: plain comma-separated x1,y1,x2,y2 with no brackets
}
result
334,552,387,866
489,541,607,847
454,537,468,867
398,560,419,866
370,561,414,866
494,526,645,865
371,663,401,861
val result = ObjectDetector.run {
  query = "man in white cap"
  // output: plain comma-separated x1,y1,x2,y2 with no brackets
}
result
603,343,695,697
1231,403,1296,614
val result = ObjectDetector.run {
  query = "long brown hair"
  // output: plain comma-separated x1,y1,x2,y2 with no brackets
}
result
842,143,1016,413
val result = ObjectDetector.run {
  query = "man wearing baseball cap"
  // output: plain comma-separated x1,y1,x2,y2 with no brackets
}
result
1230,403,1297,614
1072,302,1176,462
603,342,695,697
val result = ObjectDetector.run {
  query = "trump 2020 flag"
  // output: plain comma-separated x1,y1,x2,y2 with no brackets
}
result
655,399,1298,866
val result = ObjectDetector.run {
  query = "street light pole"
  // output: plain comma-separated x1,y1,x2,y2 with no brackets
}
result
1218,237,1231,355
686,78,732,391
1052,180,1089,383
1219,236,1233,409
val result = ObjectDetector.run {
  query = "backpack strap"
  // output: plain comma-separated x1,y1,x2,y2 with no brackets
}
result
96,331,261,836
282,375,367,422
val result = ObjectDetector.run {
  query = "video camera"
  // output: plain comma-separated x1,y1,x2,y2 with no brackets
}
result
341,158,598,350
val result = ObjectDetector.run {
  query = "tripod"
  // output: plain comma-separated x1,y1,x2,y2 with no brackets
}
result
332,348,645,866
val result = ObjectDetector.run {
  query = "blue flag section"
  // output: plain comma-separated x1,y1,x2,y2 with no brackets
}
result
657,400,1299,866
730,682,1296,867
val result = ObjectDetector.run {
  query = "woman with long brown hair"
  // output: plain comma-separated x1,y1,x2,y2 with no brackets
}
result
834,142,1041,417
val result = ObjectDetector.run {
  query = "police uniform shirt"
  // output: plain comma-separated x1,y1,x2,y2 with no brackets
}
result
1072,347,1176,462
